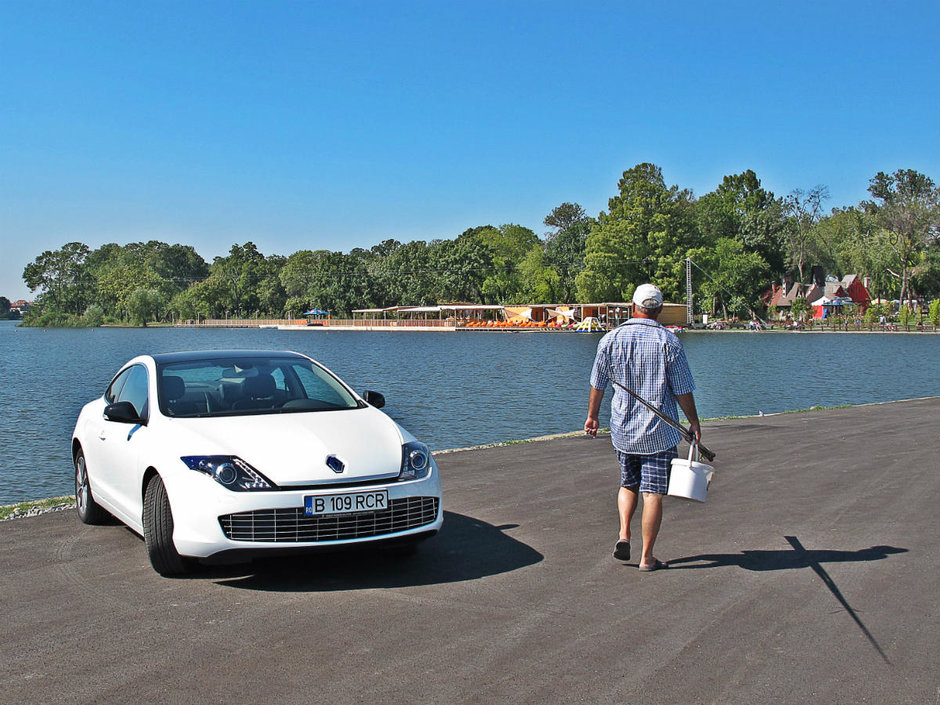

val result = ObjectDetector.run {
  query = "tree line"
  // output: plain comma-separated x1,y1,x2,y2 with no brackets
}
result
20,164,940,326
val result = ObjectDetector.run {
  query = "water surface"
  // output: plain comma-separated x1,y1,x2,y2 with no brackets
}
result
1,321,937,503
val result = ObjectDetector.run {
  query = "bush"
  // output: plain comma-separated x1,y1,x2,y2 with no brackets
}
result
929,300,940,327
898,305,913,327
82,304,105,327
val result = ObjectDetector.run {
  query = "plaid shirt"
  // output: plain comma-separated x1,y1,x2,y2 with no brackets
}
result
590,318,696,454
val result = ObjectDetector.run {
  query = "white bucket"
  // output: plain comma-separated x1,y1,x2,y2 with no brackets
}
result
667,443,715,502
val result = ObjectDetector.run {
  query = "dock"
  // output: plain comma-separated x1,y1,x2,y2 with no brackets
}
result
1,398,937,703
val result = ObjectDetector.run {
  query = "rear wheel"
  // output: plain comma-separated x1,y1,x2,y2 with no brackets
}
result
143,474,191,576
74,448,108,525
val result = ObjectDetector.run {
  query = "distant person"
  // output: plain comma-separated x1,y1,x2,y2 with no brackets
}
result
584,284,701,572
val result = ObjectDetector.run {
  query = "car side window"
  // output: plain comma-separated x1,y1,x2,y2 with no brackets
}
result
105,368,132,403
270,367,288,391
117,365,150,419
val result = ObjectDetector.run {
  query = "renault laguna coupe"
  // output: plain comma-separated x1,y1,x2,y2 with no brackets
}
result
71,350,443,576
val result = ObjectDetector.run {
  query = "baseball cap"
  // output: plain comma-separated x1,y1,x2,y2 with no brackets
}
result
632,283,663,308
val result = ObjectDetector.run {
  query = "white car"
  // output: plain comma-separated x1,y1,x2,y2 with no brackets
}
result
71,350,443,576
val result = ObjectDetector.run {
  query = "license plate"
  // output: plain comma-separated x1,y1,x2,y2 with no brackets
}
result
304,490,388,516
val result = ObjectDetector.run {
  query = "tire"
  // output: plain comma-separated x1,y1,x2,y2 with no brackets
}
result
74,448,109,525
143,474,191,577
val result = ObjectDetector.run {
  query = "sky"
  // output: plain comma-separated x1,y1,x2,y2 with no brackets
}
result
2,0,938,301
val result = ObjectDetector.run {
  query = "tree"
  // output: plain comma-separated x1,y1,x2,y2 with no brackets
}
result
544,202,587,232
476,224,540,303
544,202,591,302
125,288,166,326
783,185,830,283
864,169,940,306
519,246,560,303
577,163,695,302
22,242,91,315
686,238,770,318
0,296,11,319
369,240,438,307
430,232,493,303
211,242,268,315
790,297,809,321
696,170,787,275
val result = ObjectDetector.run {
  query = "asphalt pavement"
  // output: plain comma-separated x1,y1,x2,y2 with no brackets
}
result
1,397,938,704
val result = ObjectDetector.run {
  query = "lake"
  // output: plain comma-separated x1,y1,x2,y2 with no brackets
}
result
1,320,938,504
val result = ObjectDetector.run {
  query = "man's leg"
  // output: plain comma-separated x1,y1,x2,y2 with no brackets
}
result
618,486,638,541
639,493,664,567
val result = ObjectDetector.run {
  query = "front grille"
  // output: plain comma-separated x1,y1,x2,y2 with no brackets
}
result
218,497,439,543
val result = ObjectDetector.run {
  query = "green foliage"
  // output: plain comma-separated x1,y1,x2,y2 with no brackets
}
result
898,304,914,327
543,203,591,303
19,164,940,327
864,169,940,304
929,299,940,326
696,170,786,275
790,297,809,321
125,288,166,326
23,242,91,315
577,163,695,302
686,238,769,317
82,304,105,327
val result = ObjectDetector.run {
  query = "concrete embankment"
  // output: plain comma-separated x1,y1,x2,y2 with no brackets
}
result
1,398,938,704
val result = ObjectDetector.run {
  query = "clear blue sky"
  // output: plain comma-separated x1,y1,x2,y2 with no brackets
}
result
2,0,938,301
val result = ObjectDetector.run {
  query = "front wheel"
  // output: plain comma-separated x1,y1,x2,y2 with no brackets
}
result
74,448,109,525
143,474,192,577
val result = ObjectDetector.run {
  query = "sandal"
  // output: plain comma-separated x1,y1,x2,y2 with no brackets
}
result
638,559,668,572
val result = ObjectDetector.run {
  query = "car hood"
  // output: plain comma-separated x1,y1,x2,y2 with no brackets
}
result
164,406,405,486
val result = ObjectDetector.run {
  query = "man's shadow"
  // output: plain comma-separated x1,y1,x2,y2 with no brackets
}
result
668,543,907,572
670,537,908,663
211,511,543,592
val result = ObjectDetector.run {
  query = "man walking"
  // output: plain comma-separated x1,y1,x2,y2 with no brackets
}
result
584,284,701,572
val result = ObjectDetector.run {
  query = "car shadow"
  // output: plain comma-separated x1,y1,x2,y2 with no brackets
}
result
209,511,543,592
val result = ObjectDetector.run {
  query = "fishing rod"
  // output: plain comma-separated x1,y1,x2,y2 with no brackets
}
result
609,380,716,462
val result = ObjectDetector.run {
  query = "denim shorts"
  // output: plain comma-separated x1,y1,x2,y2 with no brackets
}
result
616,447,678,495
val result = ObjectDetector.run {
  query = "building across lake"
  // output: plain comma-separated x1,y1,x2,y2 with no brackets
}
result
300,301,688,331
174,301,689,331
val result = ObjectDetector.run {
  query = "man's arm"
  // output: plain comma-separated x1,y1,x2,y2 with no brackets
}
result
675,392,701,443
584,386,605,437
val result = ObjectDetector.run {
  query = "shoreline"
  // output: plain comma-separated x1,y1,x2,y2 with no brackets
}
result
5,394,937,520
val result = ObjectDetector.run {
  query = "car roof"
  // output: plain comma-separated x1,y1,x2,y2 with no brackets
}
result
151,350,308,365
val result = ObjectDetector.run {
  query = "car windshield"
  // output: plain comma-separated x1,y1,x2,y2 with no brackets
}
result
156,356,361,418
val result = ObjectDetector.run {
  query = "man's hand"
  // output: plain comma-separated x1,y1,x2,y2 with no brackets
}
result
584,415,599,438
676,392,701,444
585,386,605,438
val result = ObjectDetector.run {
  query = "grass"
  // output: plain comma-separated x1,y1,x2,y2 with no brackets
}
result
0,495,75,521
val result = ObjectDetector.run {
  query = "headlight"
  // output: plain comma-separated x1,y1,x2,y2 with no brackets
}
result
180,456,277,491
399,441,431,481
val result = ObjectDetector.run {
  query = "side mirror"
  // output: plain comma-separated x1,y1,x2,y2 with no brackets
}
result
104,401,145,425
363,390,385,409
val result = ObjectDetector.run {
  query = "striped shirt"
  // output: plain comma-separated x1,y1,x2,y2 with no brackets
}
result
590,318,696,454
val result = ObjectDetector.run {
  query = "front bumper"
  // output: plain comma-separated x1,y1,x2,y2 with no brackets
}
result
165,462,443,558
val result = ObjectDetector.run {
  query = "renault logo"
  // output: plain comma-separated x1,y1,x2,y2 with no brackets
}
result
326,455,345,474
